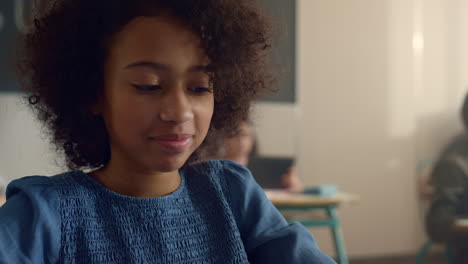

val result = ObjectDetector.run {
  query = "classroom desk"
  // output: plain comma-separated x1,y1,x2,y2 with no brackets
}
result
265,190,358,264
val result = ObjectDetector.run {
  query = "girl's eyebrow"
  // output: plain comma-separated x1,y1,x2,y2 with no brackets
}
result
124,61,211,73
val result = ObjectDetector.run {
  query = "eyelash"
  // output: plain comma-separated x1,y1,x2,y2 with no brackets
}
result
133,85,213,94
133,85,161,91
189,87,213,94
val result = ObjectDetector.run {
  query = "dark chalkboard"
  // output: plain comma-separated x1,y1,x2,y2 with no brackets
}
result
259,0,296,103
0,0,33,92
0,0,296,101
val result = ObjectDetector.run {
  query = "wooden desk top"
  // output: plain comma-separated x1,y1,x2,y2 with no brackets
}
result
264,189,359,207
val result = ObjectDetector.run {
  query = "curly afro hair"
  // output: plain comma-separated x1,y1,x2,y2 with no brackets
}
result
17,0,272,170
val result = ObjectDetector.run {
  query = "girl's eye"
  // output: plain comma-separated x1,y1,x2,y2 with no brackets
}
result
133,85,161,91
189,87,213,94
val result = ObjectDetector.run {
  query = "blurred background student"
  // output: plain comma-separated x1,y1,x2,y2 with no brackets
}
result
425,93,468,264
220,120,304,192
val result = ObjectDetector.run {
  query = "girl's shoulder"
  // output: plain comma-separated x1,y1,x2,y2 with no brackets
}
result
5,171,79,199
185,160,256,191
188,160,253,180
0,173,71,263
186,160,260,210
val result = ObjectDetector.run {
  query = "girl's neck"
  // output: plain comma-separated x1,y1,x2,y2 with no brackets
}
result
89,161,182,198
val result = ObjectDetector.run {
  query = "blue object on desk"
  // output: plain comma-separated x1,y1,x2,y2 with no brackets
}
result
303,184,338,196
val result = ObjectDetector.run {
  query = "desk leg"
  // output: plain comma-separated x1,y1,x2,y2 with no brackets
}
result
327,207,348,264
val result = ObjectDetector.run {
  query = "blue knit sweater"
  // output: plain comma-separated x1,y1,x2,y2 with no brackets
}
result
0,160,335,264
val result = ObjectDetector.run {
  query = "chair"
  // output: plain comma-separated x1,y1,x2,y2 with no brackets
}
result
415,158,453,264
415,240,452,264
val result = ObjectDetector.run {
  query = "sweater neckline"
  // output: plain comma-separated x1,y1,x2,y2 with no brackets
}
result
72,169,187,204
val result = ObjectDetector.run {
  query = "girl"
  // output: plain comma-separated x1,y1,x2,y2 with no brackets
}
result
0,0,335,263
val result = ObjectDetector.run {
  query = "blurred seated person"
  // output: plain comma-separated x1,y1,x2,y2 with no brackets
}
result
223,120,304,192
426,93,468,263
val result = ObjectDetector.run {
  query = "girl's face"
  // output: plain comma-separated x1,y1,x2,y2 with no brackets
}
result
99,15,214,173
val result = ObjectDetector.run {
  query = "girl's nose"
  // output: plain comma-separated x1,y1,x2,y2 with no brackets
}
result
159,86,194,124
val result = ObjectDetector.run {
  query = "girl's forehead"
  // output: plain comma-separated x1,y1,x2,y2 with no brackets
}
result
115,16,200,47
107,16,209,71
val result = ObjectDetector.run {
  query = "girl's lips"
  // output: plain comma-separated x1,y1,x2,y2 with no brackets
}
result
149,134,192,152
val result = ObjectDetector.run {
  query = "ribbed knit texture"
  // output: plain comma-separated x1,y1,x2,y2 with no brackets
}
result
51,161,249,264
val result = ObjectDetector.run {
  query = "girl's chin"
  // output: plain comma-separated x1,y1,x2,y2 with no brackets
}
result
148,158,188,172
141,148,196,172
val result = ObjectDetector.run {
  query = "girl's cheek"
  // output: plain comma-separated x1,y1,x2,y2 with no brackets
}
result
113,102,148,127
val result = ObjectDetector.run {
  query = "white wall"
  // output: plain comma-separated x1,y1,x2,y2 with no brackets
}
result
0,94,62,184
297,0,468,258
